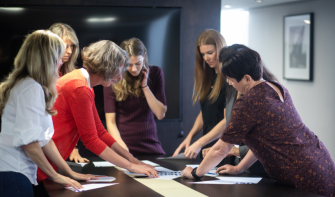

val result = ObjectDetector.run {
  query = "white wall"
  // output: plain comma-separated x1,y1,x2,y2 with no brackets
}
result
248,0,335,158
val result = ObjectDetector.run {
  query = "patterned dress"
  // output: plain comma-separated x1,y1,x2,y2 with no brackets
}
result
221,81,335,197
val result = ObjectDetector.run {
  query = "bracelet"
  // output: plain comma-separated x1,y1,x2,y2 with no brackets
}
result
191,167,203,179
141,85,148,88
196,141,202,148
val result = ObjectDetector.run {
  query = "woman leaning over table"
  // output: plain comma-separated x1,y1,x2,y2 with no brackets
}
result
173,30,234,165
182,44,335,197
37,40,158,185
0,30,94,197
103,38,167,156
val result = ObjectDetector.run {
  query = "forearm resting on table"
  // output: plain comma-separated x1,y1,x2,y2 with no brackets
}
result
142,87,167,120
196,139,233,176
235,149,258,173
98,144,132,169
105,113,128,151
22,141,58,179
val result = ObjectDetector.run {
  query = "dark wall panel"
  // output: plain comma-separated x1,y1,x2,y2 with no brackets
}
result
0,0,221,155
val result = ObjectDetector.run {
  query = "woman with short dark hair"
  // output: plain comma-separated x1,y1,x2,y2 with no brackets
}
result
182,44,335,197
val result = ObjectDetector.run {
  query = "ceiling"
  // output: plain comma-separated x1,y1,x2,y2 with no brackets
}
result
221,0,314,10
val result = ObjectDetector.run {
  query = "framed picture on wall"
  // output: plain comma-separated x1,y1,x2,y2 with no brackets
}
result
283,13,313,81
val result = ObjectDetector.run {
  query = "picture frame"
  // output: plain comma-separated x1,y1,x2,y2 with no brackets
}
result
283,13,314,81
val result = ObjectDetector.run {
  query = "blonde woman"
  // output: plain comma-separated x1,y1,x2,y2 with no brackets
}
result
173,29,232,161
37,40,158,183
103,38,167,155
49,22,89,163
0,30,94,197
49,22,79,76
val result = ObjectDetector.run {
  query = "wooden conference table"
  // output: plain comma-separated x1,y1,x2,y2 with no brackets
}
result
44,155,323,197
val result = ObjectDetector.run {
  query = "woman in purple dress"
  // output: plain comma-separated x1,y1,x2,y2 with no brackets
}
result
103,38,167,155
182,44,335,197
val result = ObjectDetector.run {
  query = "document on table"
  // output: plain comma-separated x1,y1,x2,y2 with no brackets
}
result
157,153,191,160
66,161,88,167
93,161,115,167
188,177,262,184
141,160,160,166
65,183,118,192
86,176,116,182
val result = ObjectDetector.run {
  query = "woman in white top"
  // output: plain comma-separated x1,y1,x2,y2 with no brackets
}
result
0,30,96,197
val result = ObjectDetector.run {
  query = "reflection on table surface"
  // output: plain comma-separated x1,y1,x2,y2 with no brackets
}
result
44,155,323,197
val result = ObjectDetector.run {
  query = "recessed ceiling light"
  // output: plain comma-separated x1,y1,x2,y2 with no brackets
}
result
255,0,263,3
87,17,116,22
224,5,231,8
0,7,24,11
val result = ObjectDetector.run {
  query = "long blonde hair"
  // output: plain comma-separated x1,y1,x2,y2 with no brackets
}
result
112,38,149,101
0,30,66,115
49,23,79,76
193,29,227,105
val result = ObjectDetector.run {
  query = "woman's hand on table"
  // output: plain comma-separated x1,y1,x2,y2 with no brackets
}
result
184,141,201,159
181,167,194,179
51,174,83,190
68,171,98,181
129,163,159,178
69,148,89,163
172,137,191,156
216,164,240,175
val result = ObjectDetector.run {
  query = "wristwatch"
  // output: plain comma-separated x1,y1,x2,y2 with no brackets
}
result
191,167,203,179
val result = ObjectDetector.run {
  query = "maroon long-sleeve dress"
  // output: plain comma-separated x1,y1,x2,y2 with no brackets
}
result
221,81,335,197
104,65,166,156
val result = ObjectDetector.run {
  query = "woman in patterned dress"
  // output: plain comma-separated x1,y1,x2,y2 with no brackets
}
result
182,44,335,197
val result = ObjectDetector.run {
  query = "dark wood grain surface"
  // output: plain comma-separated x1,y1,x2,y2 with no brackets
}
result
44,156,323,197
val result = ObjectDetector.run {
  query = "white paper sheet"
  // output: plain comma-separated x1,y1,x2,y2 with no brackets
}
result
188,177,262,185
66,161,88,167
141,160,160,166
93,161,115,167
86,176,116,182
65,183,118,192
155,166,174,172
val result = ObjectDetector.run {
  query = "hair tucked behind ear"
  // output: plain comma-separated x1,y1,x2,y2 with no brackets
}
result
0,30,65,115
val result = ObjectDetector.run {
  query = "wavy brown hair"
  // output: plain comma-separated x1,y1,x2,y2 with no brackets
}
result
81,40,129,81
49,22,79,76
0,30,65,115
112,38,149,101
193,29,227,105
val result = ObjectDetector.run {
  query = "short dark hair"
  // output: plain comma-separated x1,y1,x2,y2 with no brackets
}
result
219,44,263,82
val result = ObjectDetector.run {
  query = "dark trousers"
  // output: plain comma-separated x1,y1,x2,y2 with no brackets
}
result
0,171,34,197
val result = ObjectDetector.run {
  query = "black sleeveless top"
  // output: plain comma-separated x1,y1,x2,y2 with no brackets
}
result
200,74,226,136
